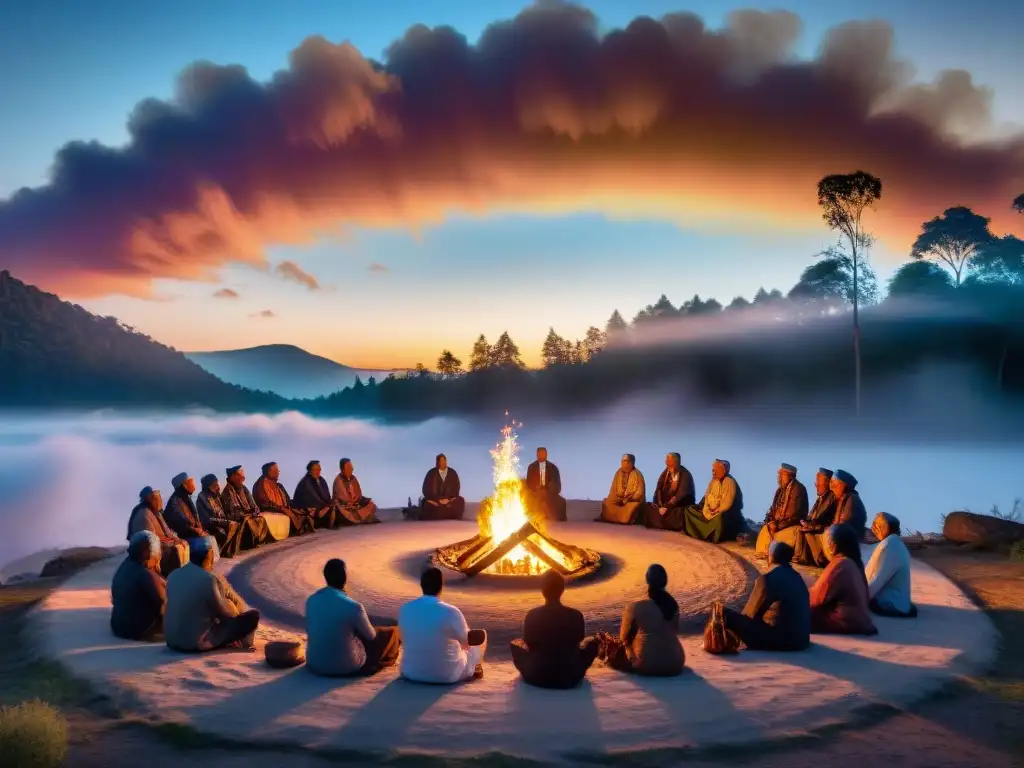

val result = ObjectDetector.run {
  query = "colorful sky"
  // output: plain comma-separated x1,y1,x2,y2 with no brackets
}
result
1,0,1022,369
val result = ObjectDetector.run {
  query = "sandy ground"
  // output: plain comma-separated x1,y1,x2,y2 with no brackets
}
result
29,503,998,763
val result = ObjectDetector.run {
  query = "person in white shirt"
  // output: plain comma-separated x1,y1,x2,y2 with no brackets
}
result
865,513,917,618
398,567,486,683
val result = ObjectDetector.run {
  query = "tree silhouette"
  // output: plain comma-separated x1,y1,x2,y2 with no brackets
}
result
469,334,492,371
817,170,883,415
727,296,751,311
1013,193,1024,215
541,327,571,367
633,294,677,325
436,349,463,378
789,250,879,310
413,362,432,379
680,294,723,316
886,261,955,297
489,331,525,369
584,326,607,359
910,207,994,287
605,310,627,335
970,235,1024,285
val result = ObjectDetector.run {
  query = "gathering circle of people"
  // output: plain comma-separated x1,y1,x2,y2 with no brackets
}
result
112,449,918,689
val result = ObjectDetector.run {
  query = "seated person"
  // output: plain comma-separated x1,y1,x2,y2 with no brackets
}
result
682,459,745,543
164,538,261,652
332,458,380,524
597,564,685,677
809,525,878,636
418,454,466,520
794,468,838,566
724,541,811,651
253,461,315,536
164,472,219,563
306,558,401,676
110,531,167,641
196,474,246,557
525,447,567,522
127,486,188,577
643,452,695,531
755,463,809,557
804,469,865,566
220,465,274,546
293,460,340,529
398,567,486,683
597,454,646,524
510,570,599,689
865,513,917,618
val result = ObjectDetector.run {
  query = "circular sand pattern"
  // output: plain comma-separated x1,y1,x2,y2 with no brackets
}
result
227,520,754,656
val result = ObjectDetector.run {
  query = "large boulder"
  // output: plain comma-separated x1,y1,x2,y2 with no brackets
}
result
39,547,116,578
942,511,1024,548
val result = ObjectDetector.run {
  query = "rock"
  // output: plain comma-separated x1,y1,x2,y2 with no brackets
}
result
39,547,116,578
942,511,1024,548
0,572,39,586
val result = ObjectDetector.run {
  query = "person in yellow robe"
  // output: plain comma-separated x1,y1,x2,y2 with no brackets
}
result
597,454,646,524
755,463,808,557
681,459,744,543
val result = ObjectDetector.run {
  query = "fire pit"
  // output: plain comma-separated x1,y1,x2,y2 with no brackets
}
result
433,421,602,579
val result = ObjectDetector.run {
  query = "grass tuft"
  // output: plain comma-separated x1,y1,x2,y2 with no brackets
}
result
0,699,68,768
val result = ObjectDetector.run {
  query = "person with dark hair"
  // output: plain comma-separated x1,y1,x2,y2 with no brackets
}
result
755,463,808,557
164,538,261,652
597,564,685,676
197,474,246,557
254,462,316,536
510,571,599,688
865,513,917,618
809,525,878,635
724,541,811,651
305,558,401,676
598,454,646,524
682,459,745,543
398,566,486,683
164,473,219,563
127,486,188,577
332,458,379,524
110,531,167,641
220,466,274,547
804,469,867,566
293,461,340,529
794,468,837,565
418,454,466,520
525,447,568,522
643,452,695,531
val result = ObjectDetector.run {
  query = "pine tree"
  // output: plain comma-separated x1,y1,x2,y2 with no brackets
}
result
469,334,492,371
605,310,627,335
584,326,607,358
436,349,463,378
489,331,525,369
541,328,569,367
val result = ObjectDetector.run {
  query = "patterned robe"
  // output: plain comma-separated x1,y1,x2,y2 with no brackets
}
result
197,490,247,557
292,473,340,529
755,479,809,556
220,482,274,546
332,473,379,524
253,476,316,536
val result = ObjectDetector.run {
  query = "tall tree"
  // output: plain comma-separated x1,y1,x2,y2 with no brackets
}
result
817,170,883,415
468,334,492,371
541,328,571,367
681,294,723,315
910,206,994,287
752,287,785,305
413,362,431,378
583,326,607,359
489,331,525,369
726,296,751,311
633,294,677,325
789,250,879,310
605,310,627,335
1013,193,1024,215
970,234,1024,285
886,261,955,297
436,349,463,378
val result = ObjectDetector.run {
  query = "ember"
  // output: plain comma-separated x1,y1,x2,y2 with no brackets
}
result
434,419,601,579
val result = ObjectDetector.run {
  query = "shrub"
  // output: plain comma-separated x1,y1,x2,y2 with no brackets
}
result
1011,541,1024,563
0,700,68,768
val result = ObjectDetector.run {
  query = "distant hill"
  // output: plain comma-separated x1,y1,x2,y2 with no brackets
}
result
186,344,396,400
0,270,286,410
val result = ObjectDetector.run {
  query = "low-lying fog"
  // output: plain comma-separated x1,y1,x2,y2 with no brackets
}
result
1,402,1020,576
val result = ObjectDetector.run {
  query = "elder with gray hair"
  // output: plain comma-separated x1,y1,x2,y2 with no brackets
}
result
682,459,745,543
110,530,167,641
865,512,918,618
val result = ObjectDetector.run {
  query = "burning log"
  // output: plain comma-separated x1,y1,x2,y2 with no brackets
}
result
463,520,537,577
455,535,492,567
519,537,571,575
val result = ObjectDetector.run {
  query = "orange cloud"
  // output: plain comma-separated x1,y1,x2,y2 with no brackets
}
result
0,3,1021,297
275,260,320,290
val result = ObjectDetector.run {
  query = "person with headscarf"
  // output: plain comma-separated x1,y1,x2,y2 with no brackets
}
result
110,531,167,641
220,465,275,545
525,447,567,522
510,570,599,689
755,463,809,557
332,458,380,524
643,452,695,531
164,537,261,653
865,513,917,618
804,469,866,566
127,486,188,577
724,541,811,651
682,459,745,543
293,460,340,529
597,564,684,676
196,474,246,557
164,473,219,564
418,454,466,520
597,454,647,524
253,461,316,536
794,468,838,565
809,525,877,635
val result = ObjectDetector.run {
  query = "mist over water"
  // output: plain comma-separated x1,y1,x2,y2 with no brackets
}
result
0,403,1019,574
